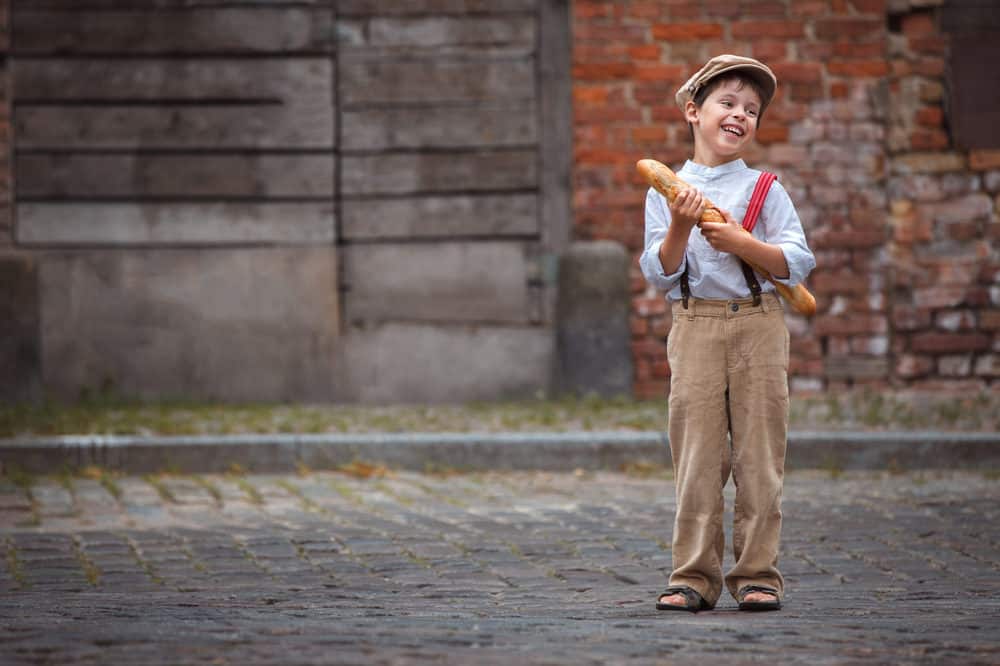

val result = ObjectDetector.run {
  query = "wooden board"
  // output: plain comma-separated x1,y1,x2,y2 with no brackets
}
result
341,150,537,196
341,194,537,240
14,59,335,149
341,104,536,151
12,8,335,54
338,15,535,49
340,59,534,106
13,58,332,101
338,0,538,15
17,154,335,199
17,203,335,245
341,241,531,323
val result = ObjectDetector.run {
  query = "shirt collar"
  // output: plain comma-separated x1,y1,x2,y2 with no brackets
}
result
681,158,748,178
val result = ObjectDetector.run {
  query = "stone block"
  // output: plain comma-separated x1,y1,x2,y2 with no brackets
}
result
555,241,633,397
342,241,532,324
0,253,41,402
334,322,552,403
38,248,339,402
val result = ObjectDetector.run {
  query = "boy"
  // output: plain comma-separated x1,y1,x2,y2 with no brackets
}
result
639,55,816,612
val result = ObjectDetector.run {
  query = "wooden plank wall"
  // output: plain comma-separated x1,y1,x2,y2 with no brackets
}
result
12,1,337,246
336,0,544,326
12,0,557,328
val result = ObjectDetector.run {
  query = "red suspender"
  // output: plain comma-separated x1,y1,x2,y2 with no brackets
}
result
742,171,777,233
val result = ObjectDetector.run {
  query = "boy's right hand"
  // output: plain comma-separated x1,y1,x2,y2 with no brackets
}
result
669,186,705,231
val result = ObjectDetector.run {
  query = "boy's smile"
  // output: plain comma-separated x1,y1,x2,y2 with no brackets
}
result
685,79,761,166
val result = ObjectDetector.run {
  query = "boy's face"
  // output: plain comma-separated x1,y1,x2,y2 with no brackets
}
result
685,78,761,166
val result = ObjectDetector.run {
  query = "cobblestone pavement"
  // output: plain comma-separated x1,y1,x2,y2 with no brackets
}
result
1,468,998,664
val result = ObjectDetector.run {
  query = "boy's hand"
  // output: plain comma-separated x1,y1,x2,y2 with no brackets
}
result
668,186,705,232
699,209,749,255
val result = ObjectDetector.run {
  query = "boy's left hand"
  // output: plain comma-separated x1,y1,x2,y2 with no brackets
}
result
699,210,748,255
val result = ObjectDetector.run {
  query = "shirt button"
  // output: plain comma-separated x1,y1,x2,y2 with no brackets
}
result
731,303,739,312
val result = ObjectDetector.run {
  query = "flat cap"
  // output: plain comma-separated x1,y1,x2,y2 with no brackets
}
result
675,54,777,113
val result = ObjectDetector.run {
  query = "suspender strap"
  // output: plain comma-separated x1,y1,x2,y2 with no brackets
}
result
680,264,691,309
743,171,777,233
739,172,776,306
677,171,776,309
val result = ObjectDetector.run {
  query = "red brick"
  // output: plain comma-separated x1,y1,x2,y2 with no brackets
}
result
815,18,884,40
631,126,668,145
969,150,1000,171
901,11,935,39
827,60,890,77
751,40,788,61
626,1,664,20
573,62,635,81
770,62,823,83
832,42,884,59
574,0,614,19
849,0,886,13
910,332,993,354
910,35,947,55
915,106,943,128
893,306,932,331
650,22,724,41
896,354,934,379
756,124,788,144
909,129,949,151
746,1,787,16
790,0,828,17
628,44,662,61
813,314,887,336
573,85,610,106
633,64,686,81
652,360,671,378
731,20,805,39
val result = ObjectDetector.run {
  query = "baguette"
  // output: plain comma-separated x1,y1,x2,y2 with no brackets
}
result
637,158,817,317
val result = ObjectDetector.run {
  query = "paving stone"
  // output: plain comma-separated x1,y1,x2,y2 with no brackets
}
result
0,470,998,664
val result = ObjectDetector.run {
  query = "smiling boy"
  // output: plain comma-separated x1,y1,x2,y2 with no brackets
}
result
640,55,816,612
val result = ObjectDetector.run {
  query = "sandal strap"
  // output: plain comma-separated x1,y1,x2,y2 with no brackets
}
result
737,585,778,600
660,585,702,606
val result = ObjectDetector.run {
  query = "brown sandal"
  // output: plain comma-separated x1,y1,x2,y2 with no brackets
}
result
656,585,713,612
736,585,781,611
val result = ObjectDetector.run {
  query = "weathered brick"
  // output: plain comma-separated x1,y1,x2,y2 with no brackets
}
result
912,286,968,308
650,22,723,41
896,353,934,378
731,21,805,39
974,354,999,377
828,60,890,77
891,152,966,174
910,332,993,354
815,18,884,40
970,150,1000,171
938,354,972,377
893,305,932,331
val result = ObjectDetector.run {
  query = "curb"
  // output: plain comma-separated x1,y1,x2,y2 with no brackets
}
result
1,430,998,475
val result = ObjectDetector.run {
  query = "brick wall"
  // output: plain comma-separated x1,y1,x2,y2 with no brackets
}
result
572,0,998,397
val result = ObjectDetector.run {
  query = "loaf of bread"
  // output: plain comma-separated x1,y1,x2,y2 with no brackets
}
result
637,159,817,317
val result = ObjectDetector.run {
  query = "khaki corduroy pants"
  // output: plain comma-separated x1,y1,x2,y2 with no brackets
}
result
666,292,789,606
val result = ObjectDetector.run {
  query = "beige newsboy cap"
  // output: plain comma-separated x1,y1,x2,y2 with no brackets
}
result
675,54,777,113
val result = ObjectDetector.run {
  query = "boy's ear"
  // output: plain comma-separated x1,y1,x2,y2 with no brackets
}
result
684,100,699,125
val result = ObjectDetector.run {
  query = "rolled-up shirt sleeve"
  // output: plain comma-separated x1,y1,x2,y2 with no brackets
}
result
640,187,687,292
760,182,816,288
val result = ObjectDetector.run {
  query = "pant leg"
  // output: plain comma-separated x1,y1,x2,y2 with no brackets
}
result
666,304,731,606
724,295,789,599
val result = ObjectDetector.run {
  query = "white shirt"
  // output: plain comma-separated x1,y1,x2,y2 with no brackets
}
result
640,158,816,301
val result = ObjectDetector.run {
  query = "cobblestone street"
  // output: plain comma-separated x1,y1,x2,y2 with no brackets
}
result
1,468,998,664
